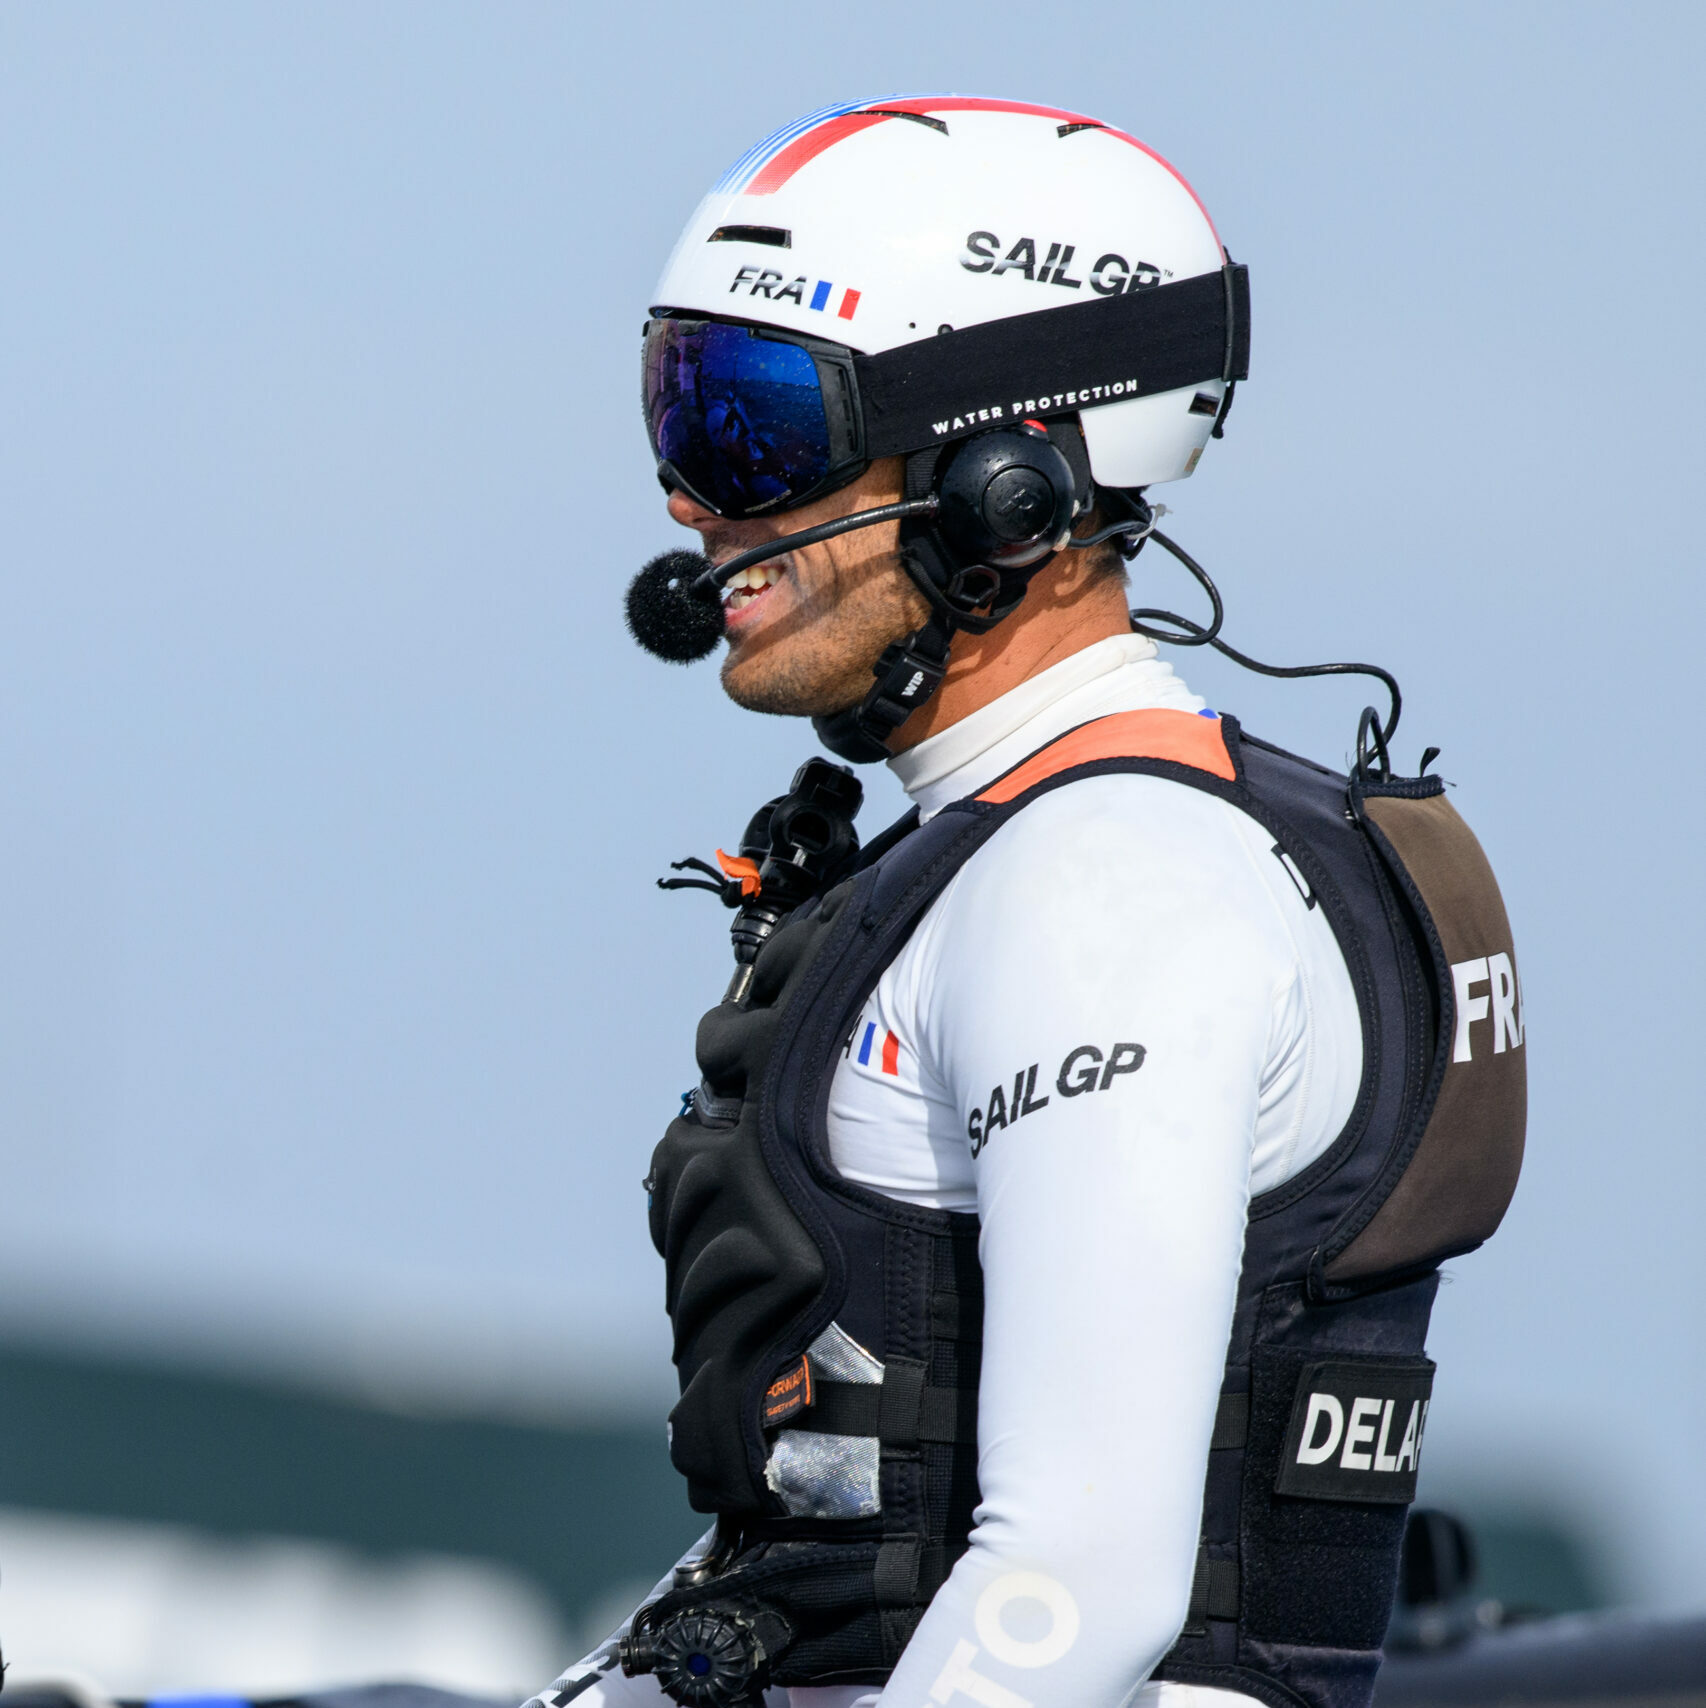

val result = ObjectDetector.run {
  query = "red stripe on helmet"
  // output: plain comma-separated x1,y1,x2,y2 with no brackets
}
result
746,112,891,194
744,95,1221,249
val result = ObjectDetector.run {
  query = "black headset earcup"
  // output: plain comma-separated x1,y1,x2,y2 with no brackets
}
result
934,427,1077,570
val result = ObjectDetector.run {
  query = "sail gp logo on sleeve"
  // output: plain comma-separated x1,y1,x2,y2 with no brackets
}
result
968,1041,1145,1158
1274,1359,1436,1504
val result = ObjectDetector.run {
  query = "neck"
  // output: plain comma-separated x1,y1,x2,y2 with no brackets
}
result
888,556,1135,752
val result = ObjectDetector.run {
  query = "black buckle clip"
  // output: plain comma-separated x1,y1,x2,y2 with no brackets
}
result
870,633,949,717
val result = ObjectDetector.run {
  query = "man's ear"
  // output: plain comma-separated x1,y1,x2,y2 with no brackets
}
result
1065,514,1133,588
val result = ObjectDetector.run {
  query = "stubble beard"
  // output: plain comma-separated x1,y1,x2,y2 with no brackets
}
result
719,554,928,718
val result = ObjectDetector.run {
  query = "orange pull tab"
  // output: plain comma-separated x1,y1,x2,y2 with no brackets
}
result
715,849,763,898
762,1355,813,1429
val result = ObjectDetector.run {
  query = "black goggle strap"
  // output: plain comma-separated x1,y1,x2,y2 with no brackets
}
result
855,262,1250,460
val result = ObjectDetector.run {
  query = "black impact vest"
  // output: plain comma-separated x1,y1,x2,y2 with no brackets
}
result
637,708,1526,1707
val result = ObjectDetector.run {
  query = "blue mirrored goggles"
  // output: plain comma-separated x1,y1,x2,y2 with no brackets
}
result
641,317,867,520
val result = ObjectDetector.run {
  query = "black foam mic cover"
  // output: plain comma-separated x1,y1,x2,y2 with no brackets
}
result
626,550,726,662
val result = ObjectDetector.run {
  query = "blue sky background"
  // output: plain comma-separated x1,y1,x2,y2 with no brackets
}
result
2,1,1702,1605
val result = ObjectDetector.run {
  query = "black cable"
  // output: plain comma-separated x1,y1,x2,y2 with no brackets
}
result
1068,513,1162,552
1128,528,1225,648
1356,704,1394,779
1210,632,1402,751
1127,528,1403,748
691,497,940,595
1066,489,1164,557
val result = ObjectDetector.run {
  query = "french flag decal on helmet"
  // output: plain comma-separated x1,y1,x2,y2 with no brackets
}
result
809,280,860,319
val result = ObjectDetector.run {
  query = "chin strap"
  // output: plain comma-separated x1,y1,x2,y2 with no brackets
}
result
813,447,1036,764
813,609,956,762
813,449,951,763
813,427,1104,764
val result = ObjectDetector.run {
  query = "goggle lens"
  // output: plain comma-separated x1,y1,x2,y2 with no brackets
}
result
643,320,836,517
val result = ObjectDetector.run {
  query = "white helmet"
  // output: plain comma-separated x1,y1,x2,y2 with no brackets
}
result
651,94,1242,490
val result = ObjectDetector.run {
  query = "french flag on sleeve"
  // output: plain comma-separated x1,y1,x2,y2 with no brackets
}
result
856,1019,902,1076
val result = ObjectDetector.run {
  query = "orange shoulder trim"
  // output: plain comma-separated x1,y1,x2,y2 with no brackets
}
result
976,709,1235,804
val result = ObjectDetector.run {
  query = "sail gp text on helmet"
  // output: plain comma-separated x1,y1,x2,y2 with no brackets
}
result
961,231,1170,294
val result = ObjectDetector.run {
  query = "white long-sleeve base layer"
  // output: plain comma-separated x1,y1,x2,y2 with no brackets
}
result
533,634,1362,1708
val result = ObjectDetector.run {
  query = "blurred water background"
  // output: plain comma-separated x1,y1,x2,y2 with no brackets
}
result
1,1,1700,1694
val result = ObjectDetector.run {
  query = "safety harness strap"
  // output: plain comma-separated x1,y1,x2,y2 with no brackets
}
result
795,1371,979,1446
929,1290,981,1341
1188,1549,1243,1622
874,1537,964,1608
1209,1389,1250,1451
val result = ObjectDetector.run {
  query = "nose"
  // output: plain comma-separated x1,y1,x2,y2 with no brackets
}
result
667,487,718,530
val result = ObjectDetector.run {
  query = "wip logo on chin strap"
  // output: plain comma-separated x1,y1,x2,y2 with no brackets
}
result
1274,1359,1436,1505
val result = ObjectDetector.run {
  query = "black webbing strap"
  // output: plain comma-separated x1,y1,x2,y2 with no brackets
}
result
1209,1389,1249,1451
1188,1547,1242,1621
793,1378,1232,1453
856,264,1250,459
874,1535,963,1607
794,1368,978,1446
929,1289,981,1341
1175,1394,1248,1631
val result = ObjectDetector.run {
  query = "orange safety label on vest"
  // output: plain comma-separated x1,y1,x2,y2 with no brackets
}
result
762,1354,814,1428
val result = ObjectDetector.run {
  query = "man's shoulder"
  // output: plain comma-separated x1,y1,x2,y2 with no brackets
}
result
943,768,1284,915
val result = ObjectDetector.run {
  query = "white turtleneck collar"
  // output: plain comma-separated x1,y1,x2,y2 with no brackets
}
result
886,632,1207,821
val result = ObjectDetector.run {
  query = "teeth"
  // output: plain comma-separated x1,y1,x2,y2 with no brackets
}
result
722,562,785,608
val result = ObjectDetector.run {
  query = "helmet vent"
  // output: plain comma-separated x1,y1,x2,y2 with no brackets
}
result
865,108,949,134
1056,121,1104,138
708,224,791,248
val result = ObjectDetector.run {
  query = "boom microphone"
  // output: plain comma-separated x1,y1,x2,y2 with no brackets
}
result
625,550,725,663
624,497,940,663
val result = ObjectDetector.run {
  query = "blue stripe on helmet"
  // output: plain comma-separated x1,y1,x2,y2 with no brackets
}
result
712,93,908,193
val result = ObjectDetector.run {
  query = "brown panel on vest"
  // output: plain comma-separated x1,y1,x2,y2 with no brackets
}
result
1328,792,1526,1282
976,709,1235,803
